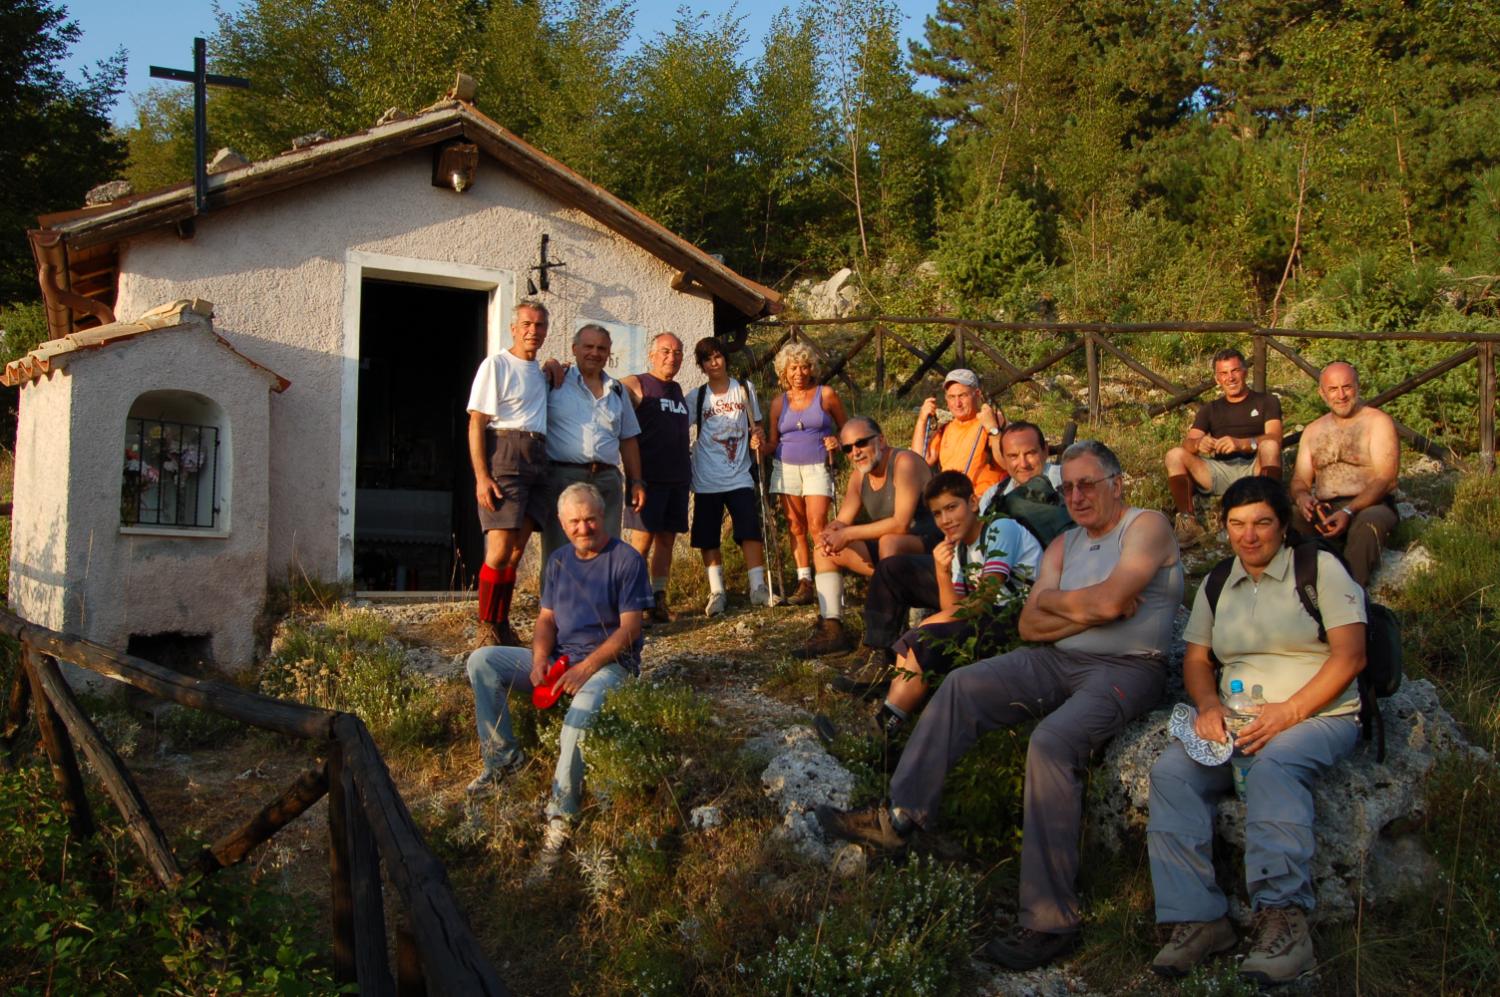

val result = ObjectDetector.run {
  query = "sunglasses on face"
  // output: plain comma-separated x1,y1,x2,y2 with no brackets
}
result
840,434,879,454
1059,473,1117,498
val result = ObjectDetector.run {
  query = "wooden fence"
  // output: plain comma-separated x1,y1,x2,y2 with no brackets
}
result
0,609,508,996
739,316,1498,473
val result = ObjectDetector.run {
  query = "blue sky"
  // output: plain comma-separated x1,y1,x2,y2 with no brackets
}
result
58,1,939,126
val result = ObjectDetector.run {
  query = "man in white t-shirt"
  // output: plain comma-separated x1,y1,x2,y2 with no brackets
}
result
685,336,769,616
465,299,552,647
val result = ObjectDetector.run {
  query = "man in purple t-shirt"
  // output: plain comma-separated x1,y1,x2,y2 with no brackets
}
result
464,481,653,875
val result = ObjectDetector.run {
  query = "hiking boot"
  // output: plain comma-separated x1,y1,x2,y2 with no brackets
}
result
704,591,728,617
794,617,854,659
1151,917,1237,978
812,714,838,746
981,924,1082,971
464,751,526,798
1240,906,1315,985
814,801,912,851
785,578,816,606
1174,513,1207,549
750,582,772,607
831,647,896,698
648,590,672,625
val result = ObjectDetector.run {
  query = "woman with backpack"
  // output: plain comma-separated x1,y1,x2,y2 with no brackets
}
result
686,337,768,616
766,342,847,607
1145,475,1367,986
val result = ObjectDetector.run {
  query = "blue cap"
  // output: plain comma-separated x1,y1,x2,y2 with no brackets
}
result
1229,679,1245,693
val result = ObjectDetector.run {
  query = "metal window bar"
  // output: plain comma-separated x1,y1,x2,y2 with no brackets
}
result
123,417,221,528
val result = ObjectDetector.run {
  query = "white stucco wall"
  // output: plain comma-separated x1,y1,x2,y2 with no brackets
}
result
9,323,276,670
111,150,717,582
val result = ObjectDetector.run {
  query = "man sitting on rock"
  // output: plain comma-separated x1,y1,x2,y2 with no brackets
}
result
1288,361,1400,587
817,440,1183,971
913,368,1007,496
795,416,938,659
1165,348,1283,548
464,482,653,875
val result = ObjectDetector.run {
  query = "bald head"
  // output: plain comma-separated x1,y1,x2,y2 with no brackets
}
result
1318,361,1358,390
1317,361,1362,418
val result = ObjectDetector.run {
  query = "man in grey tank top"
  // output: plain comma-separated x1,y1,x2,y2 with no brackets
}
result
818,440,1183,972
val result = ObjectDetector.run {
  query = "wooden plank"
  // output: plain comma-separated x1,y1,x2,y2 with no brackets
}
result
329,747,356,985
874,325,886,395
22,648,96,842
396,917,427,996
344,756,394,997
1481,343,1496,474
31,652,182,886
1266,336,1323,380
0,611,337,740
1363,345,1479,411
334,716,509,996
1391,418,1461,465
956,328,1044,398
1146,378,1216,418
1253,334,1268,394
1,667,30,767
196,763,330,875
1090,335,1186,395
1085,334,1101,424
887,329,955,398
821,326,878,391
749,331,792,374
791,333,858,395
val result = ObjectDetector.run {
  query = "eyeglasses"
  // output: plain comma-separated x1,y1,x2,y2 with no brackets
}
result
1059,473,1117,498
840,434,879,454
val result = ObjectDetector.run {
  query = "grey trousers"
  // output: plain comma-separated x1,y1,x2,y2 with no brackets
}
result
539,463,624,586
1147,713,1358,923
890,645,1165,934
1290,499,1397,587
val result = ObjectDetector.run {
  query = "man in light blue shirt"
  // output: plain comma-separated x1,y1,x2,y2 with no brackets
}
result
539,324,645,570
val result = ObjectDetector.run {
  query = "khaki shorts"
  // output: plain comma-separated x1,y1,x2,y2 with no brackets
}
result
479,430,549,531
1202,457,1257,496
769,459,836,498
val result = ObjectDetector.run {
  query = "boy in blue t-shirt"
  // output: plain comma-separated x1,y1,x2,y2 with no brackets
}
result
464,482,653,874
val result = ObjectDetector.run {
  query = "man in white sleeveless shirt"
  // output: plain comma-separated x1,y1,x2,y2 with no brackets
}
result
818,440,1183,972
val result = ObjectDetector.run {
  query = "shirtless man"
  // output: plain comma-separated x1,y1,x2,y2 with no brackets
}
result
1289,361,1400,586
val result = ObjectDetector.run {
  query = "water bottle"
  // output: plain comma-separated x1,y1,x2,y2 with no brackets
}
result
1224,679,1261,799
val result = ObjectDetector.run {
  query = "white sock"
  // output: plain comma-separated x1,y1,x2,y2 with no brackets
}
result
814,571,843,620
707,565,726,594
749,566,766,590
797,566,813,581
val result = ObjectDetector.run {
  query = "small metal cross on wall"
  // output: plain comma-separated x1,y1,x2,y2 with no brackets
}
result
150,38,251,214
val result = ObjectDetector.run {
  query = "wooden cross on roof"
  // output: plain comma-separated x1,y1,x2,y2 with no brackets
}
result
150,38,251,214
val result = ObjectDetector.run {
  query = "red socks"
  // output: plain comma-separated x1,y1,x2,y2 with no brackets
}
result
478,563,516,623
1259,464,1283,481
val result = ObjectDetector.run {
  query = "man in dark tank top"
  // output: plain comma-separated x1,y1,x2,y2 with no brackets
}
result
819,440,1183,972
620,333,691,622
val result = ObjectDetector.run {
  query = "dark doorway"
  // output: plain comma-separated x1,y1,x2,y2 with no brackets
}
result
354,279,488,591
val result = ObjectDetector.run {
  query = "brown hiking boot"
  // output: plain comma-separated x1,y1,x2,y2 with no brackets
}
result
831,647,896,698
981,924,1082,971
496,621,525,647
1151,917,1237,977
785,578,816,606
1173,513,1207,549
794,617,854,659
1240,906,1315,985
648,590,672,625
814,801,912,851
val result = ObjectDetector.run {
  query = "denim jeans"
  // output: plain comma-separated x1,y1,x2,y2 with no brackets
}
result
465,645,629,818
1147,713,1358,922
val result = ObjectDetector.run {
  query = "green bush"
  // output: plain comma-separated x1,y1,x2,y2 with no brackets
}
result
752,855,977,996
0,765,339,995
587,680,716,798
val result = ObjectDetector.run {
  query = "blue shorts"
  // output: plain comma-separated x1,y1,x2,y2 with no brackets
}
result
625,481,690,534
690,488,762,549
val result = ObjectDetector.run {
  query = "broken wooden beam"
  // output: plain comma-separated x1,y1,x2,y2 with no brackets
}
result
196,763,330,875
22,647,96,842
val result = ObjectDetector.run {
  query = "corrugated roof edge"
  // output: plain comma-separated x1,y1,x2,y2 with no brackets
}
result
2,298,292,393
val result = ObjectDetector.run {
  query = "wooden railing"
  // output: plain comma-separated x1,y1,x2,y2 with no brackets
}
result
0,609,508,996
740,317,1499,473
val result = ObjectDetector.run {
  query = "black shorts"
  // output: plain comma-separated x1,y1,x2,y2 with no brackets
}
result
626,481,691,534
892,610,1014,677
690,488,762,550
478,430,549,531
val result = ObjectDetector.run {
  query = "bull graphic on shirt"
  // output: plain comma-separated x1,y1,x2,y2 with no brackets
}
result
713,433,742,465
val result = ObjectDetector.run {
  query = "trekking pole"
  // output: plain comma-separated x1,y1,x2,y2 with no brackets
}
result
755,455,784,606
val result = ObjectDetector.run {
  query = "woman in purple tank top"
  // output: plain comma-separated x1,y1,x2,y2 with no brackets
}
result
767,342,848,606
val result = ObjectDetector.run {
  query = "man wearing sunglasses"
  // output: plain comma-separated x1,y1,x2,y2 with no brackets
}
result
818,440,1183,972
794,416,938,659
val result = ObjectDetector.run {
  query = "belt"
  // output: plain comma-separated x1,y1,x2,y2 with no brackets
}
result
489,428,544,440
552,460,617,475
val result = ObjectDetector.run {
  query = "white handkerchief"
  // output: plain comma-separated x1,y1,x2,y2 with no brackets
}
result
1168,703,1234,767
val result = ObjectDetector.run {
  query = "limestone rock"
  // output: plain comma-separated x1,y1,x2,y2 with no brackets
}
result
376,106,408,126
754,725,855,862
1087,678,1483,924
291,131,332,150
1369,544,1434,602
207,148,248,174
786,268,862,320
690,804,724,830
403,645,463,681
85,179,133,205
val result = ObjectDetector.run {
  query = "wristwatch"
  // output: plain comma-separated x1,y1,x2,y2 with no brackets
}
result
986,425,1000,437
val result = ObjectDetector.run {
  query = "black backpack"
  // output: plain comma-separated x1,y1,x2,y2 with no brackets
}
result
980,474,1075,548
1202,539,1403,761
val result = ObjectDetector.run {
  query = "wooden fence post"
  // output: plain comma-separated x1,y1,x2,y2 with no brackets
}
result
1253,333,1268,394
874,324,886,395
329,746,356,985
955,325,967,367
343,749,394,996
396,916,427,996
1085,333,1101,424
1,666,31,767
1481,342,1495,475
22,647,96,842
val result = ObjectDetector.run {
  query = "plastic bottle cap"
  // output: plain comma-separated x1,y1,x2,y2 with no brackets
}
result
1229,679,1245,693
